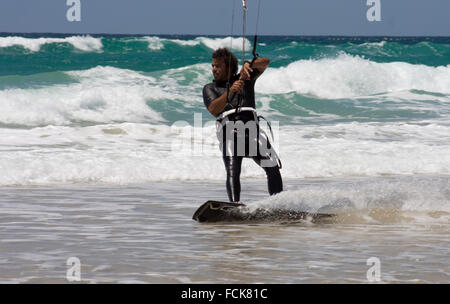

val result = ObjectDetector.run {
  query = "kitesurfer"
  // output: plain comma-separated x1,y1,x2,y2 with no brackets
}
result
202,48,283,203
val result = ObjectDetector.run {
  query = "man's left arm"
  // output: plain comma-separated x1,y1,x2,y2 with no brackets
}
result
240,57,270,81
251,57,270,73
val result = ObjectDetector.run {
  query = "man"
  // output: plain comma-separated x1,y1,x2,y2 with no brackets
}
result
202,48,283,203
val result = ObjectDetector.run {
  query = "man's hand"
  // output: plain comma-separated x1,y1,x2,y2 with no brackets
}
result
239,62,253,81
229,80,244,94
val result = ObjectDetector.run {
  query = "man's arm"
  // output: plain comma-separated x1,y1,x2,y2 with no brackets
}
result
207,91,229,117
205,80,244,117
240,57,270,80
251,57,270,73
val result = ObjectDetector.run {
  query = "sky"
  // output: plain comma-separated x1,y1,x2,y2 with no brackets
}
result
0,0,449,36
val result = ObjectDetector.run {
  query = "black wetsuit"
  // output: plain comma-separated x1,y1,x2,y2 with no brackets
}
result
203,69,283,202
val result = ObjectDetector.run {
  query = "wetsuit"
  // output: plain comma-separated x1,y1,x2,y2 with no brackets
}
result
203,69,283,202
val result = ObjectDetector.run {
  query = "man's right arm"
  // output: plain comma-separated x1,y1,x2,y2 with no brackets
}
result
207,91,229,117
203,80,244,117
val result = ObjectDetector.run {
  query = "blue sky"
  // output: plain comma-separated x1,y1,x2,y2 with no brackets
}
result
0,0,449,36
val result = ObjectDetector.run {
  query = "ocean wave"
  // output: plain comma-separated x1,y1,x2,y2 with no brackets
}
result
140,36,252,51
1,60,449,127
1,121,450,186
0,64,213,127
0,36,103,52
141,36,165,50
196,36,252,51
0,66,163,126
0,35,251,53
141,36,201,50
257,53,450,98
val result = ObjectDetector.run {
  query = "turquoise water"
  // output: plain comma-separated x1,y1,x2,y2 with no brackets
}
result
1,35,449,128
1,35,449,76
0,34,449,184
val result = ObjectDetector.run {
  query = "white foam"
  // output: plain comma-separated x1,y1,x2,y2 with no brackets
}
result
0,66,164,126
1,63,450,186
276,122,450,179
170,39,201,47
64,36,103,52
139,36,252,52
138,36,200,50
1,120,450,187
0,123,223,185
247,176,450,223
359,40,387,47
196,36,252,52
0,63,217,127
142,36,165,50
256,53,450,98
0,36,103,52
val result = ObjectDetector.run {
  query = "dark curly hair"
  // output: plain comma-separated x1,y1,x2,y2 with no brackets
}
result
212,48,238,78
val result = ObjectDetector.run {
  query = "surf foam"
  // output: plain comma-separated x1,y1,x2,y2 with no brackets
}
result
257,53,450,98
245,175,450,225
0,66,163,126
139,36,252,52
0,36,103,52
1,120,450,186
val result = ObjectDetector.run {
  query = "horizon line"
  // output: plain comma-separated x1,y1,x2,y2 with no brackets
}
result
0,32,449,39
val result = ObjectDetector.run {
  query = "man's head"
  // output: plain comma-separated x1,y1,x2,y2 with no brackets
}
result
212,48,238,82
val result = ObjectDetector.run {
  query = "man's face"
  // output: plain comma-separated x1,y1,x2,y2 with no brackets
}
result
212,58,229,82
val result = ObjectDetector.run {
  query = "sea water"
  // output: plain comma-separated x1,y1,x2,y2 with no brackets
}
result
0,34,449,283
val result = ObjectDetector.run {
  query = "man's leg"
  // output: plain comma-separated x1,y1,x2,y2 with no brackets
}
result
223,156,243,202
253,156,283,195
252,126,283,196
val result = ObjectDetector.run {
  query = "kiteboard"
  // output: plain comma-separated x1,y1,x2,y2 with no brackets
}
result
192,200,335,223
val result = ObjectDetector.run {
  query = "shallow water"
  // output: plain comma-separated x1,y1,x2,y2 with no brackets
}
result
1,176,448,283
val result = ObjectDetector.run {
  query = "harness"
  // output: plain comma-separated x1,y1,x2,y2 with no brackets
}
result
216,107,282,169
